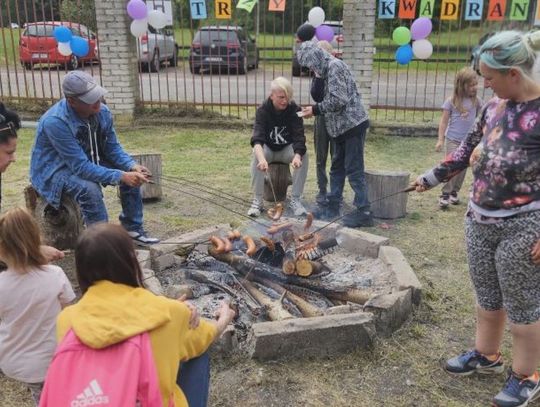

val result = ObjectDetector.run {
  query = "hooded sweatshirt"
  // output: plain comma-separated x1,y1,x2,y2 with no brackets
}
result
56,281,217,407
296,41,368,139
250,98,307,156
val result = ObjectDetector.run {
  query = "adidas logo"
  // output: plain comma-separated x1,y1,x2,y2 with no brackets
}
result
71,379,110,406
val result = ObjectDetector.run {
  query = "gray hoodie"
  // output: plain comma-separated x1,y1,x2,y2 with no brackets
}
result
297,41,368,138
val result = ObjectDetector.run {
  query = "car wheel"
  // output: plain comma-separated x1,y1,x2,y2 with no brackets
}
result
189,63,200,74
67,55,79,71
22,62,32,70
238,55,247,74
170,46,178,67
149,50,160,73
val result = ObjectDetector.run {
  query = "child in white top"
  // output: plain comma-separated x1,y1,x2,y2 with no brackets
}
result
435,67,482,209
0,207,75,405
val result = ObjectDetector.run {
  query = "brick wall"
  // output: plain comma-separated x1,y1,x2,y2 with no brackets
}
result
342,0,375,112
94,0,139,119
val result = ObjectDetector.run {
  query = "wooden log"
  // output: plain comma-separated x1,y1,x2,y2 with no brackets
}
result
129,153,163,200
209,249,371,304
263,162,292,202
365,169,410,219
24,186,83,250
295,259,313,277
258,278,323,317
240,280,294,321
282,230,296,275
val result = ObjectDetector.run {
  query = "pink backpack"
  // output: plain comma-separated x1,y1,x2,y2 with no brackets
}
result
39,329,170,407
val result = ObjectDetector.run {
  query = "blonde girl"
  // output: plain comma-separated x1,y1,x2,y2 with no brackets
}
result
435,67,483,208
0,208,75,405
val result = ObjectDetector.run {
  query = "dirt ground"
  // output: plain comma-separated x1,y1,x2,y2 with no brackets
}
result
0,129,521,407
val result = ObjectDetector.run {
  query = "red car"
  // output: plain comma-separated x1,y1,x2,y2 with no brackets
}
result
19,21,99,70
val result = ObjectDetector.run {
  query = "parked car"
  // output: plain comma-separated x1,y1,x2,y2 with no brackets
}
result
137,25,178,72
19,21,99,70
189,25,259,75
292,20,344,77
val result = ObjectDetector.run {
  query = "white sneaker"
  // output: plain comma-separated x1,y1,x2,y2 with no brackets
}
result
247,198,263,217
290,199,307,216
127,230,160,245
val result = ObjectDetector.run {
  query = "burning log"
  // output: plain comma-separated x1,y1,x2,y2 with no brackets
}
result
239,280,294,321
208,249,371,304
257,278,323,318
295,259,329,277
297,237,338,261
282,230,296,275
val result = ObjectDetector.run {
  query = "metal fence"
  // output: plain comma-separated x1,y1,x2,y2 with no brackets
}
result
0,0,538,121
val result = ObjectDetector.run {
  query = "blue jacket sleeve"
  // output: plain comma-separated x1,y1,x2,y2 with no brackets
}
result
101,110,135,172
42,117,124,184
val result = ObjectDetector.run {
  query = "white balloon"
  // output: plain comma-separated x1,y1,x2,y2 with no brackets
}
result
308,7,325,28
130,18,148,37
412,39,433,60
148,10,167,29
57,41,72,56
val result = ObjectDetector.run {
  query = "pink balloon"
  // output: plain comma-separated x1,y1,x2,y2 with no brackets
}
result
411,17,432,41
127,0,148,20
315,25,334,42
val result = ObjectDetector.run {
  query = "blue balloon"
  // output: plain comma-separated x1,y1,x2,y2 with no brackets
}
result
395,44,413,65
53,26,72,43
70,36,89,57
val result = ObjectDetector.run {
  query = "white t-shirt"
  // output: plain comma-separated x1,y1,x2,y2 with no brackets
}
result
0,264,75,383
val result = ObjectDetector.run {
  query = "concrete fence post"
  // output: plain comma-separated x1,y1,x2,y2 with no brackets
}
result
342,0,375,112
94,0,139,122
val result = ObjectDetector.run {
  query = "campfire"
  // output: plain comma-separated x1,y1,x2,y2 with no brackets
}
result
147,214,412,357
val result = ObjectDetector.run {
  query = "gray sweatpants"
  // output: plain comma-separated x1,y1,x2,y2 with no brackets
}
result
250,144,308,201
465,210,540,324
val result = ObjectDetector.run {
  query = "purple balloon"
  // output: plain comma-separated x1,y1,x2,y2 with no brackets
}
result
315,25,334,42
127,0,148,20
411,17,432,41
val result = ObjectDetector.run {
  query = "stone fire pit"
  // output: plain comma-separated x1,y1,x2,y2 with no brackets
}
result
138,218,421,361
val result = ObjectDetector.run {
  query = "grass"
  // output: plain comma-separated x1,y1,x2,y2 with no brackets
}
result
0,124,517,407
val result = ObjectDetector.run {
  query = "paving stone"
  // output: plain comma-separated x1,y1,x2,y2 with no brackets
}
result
363,289,413,337
336,228,390,258
379,245,422,304
249,312,375,360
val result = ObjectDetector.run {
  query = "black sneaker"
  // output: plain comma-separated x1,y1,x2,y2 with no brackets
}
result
439,194,450,209
449,192,460,205
492,369,540,407
445,349,504,376
342,209,374,228
315,191,327,206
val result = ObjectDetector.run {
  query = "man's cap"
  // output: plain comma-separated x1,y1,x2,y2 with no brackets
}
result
62,71,107,104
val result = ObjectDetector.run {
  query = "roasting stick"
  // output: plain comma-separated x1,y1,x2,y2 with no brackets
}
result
309,185,417,236
265,168,279,206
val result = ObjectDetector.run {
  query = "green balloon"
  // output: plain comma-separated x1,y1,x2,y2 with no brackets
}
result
392,27,411,46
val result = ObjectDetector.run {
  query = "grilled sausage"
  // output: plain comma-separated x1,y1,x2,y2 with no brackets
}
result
209,235,225,253
267,222,293,235
260,236,275,252
242,235,257,257
304,212,314,230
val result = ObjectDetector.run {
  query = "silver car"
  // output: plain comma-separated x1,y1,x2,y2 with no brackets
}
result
137,26,178,72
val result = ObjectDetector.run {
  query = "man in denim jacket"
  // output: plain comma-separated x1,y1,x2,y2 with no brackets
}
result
30,71,159,244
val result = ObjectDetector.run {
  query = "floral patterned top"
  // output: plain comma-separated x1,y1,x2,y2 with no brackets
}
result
423,96,540,212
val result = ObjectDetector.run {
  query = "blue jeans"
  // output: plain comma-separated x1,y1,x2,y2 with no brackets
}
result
62,174,143,232
327,121,370,211
177,352,210,407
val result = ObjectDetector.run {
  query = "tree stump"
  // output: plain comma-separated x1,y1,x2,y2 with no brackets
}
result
24,186,84,250
365,169,410,219
263,162,292,202
133,153,162,200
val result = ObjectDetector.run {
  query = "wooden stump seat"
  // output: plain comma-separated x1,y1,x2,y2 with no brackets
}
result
365,169,410,219
263,162,292,202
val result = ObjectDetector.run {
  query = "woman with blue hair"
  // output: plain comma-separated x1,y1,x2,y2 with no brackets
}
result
414,30,540,407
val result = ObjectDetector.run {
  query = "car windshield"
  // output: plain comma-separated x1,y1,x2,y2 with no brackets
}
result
194,30,239,45
24,24,55,37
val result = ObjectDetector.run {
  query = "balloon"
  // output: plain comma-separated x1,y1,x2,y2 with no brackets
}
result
127,0,147,20
315,25,334,42
57,42,72,56
395,44,413,65
148,10,167,29
130,18,148,37
296,23,315,42
70,36,89,57
412,39,433,59
308,7,325,27
53,26,72,43
392,26,411,46
411,17,433,40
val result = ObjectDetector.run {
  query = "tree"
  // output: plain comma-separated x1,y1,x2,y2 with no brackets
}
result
60,0,96,31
